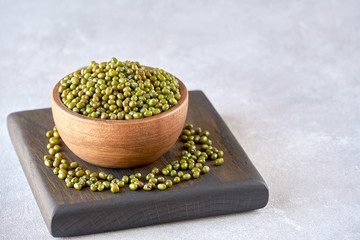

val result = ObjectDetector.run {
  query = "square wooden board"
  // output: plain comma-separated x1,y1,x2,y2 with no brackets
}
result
7,91,268,237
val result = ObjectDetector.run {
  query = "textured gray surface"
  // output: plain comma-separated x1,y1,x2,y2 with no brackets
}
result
1,0,360,239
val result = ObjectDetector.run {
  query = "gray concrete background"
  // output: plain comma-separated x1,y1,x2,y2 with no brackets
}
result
1,0,359,239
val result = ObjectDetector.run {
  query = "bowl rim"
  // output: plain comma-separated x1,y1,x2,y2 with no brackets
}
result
52,67,188,125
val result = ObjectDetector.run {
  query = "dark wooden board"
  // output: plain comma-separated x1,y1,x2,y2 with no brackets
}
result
7,91,268,237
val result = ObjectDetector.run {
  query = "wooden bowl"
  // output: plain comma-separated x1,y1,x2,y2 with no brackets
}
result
51,72,188,168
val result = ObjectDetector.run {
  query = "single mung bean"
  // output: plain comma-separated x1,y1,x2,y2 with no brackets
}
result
165,179,173,188
107,174,114,181
182,129,191,136
98,172,107,180
75,170,84,177
181,135,188,141
195,163,203,169
218,150,224,157
195,127,202,134
90,184,97,191
67,170,75,177
53,167,60,175
97,184,105,192
149,177,158,184
180,159,187,164
71,177,79,183
44,160,53,167
183,173,191,180
172,163,180,170
70,162,79,169
202,130,210,137
201,144,209,150
170,170,177,177
111,185,120,193
215,158,224,166
157,183,167,190
181,162,188,169
199,136,208,144
129,183,138,191
58,172,66,179
173,176,181,183
46,130,53,138
116,181,124,188
90,177,98,182
86,180,92,186
146,173,155,180
171,160,179,165
90,172,98,178
53,145,61,152
53,131,60,138
49,148,56,155
191,167,201,173
161,168,170,175
211,153,218,160
59,163,68,170
122,175,129,183
49,137,60,145
192,171,200,179
151,167,159,175
194,150,202,157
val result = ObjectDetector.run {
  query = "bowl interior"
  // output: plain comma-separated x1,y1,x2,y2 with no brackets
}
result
52,71,188,124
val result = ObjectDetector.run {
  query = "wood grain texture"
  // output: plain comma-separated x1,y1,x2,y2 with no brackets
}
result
7,91,269,237
51,79,188,168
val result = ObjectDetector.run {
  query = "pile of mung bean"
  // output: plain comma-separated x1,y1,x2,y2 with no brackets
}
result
59,58,181,120
44,123,224,193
